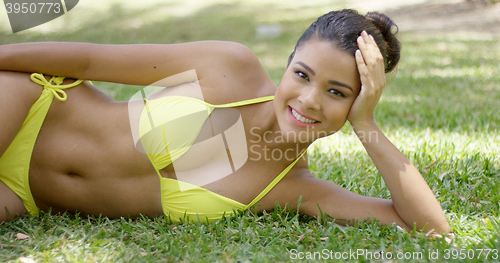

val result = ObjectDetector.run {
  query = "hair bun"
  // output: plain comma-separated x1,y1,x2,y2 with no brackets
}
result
365,12,401,72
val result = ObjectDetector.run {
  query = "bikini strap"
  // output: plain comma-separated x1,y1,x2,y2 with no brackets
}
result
207,95,274,108
30,73,84,102
245,149,307,209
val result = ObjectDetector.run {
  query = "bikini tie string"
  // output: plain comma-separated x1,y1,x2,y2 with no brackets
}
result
30,73,84,102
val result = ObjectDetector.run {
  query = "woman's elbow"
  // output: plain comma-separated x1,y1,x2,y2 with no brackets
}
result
430,220,452,235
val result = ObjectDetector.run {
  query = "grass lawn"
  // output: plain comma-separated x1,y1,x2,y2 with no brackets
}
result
1,0,499,262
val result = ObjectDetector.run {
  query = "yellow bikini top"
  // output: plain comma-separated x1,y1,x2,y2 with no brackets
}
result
138,95,306,223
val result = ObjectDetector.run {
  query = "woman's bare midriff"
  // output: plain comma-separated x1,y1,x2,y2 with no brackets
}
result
29,80,163,218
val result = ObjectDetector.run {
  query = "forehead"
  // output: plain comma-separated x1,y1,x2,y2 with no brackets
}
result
292,38,360,89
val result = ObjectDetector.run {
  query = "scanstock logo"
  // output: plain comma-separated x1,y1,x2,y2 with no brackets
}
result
4,0,79,33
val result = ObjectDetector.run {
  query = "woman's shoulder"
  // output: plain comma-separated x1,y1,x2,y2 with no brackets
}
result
212,41,257,60
194,41,275,103
181,40,259,67
201,41,263,75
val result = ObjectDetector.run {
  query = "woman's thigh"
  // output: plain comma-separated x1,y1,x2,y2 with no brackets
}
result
0,180,25,221
0,71,42,221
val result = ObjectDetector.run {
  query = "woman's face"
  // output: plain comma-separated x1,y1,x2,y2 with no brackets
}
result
274,38,361,142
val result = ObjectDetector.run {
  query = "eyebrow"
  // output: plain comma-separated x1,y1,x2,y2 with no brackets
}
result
295,61,316,76
328,80,353,91
295,61,353,91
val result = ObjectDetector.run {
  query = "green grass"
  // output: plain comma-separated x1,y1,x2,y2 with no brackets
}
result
1,1,499,262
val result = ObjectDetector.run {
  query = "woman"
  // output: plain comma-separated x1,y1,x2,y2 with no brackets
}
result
0,9,450,234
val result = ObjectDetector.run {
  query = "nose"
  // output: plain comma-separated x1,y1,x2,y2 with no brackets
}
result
298,86,321,111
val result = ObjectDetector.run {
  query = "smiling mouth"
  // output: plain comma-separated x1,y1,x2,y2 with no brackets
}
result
290,107,319,124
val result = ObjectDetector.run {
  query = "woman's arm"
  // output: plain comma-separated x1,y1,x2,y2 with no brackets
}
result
269,169,411,229
0,41,258,86
346,31,450,233
274,164,450,234
352,122,450,233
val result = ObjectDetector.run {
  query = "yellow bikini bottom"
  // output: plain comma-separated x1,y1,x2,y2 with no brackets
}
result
0,73,83,215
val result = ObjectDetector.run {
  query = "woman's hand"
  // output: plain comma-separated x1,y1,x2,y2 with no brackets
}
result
347,31,386,128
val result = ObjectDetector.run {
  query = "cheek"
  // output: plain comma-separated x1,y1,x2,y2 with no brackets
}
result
273,85,285,106
325,101,354,120
276,79,296,103
274,84,290,114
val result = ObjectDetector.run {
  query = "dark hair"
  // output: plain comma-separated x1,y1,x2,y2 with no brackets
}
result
288,9,401,73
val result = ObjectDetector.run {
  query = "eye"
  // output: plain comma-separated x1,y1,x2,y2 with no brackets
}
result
328,89,346,98
295,71,309,81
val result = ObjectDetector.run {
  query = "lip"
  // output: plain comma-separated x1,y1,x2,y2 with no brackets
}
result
290,106,320,122
287,106,321,128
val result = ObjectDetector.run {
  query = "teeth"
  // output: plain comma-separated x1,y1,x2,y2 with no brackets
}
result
291,108,317,124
